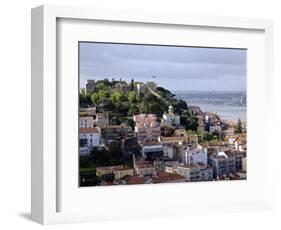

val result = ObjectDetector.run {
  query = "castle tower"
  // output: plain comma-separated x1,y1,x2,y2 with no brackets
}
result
168,104,174,114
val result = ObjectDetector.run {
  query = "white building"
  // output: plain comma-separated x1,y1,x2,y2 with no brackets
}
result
175,163,213,182
183,145,208,165
80,116,94,128
162,105,180,126
176,164,201,182
79,127,101,147
159,136,188,159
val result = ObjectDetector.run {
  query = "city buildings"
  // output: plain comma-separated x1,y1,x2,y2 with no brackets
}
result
189,105,203,115
141,141,163,159
101,125,133,142
95,112,109,127
134,114,161,142
133,159,157,176
151,171,186,184
114,168,134,180
176,163,213,182
176,164,201,182
85,79,95,94
162,105,180,126
205,113,222,134
96,165,124,176
80,116,94,128
183,146,208,165
210,151,236,178
160,136,188,160
79,78,247,186
79,127,101,148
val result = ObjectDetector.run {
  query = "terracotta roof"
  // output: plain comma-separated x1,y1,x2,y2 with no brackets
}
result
160,136,187,142
80,127,100,134
122,175,146,185
152,172,186,183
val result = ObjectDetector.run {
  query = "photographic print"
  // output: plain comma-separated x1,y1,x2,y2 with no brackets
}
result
79,42,247,187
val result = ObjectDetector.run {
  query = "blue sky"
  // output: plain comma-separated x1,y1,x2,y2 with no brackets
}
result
79,42,246,92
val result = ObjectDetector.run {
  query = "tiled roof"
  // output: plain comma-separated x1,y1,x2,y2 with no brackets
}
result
80,127,99,133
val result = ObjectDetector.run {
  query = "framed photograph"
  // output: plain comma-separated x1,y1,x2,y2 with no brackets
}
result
31,5,274,225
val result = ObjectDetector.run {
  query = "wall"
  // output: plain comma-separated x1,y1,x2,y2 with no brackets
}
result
0,0,280,229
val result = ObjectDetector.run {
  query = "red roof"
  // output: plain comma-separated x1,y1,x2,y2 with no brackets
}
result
80,127,99,133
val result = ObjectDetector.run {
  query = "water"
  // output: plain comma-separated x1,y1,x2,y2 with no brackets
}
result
174,91,247,122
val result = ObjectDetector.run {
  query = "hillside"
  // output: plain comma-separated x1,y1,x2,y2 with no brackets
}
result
80,79,198,131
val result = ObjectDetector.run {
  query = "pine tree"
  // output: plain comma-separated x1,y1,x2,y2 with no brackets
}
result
235,118,242,133
131,78,134,91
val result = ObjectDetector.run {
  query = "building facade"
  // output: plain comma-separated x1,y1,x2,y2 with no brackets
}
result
79,127,101,147
95,112,109,127
101,125,133,141
134,114,161,142
80,116,94,128
183,146,208,165
85,79,95,94
162,105,180,126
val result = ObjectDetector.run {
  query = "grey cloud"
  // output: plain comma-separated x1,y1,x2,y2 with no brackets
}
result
79,42,246,91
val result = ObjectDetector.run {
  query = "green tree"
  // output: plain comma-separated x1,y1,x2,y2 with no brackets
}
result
181,116,198,131
91,93,99,104
80,94,92,106
128,91,137,103
162,125,175,137
235,118,242,133
202,133,217,141
110,91,125,104
96,81,106,90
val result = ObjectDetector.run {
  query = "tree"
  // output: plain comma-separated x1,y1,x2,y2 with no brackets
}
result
202,133,216,141
80,94,91,106
162,125,175,137
96,81,106,90
235,118,242,133
110,91,123,104
130,78,135,91
181,116,198,131
128,91,137,103
127,105,138,116
91,93,99,104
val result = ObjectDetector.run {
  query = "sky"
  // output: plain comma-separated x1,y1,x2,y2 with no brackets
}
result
79,42,246,92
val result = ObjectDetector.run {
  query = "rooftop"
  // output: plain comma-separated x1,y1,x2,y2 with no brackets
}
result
179,164,200,169
121,175,146,185
152,172,186,183
96,165,124,171
80,127,100,134
160,136,187,143
142,141,162,146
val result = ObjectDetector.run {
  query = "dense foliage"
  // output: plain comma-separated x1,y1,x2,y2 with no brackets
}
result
80,79,198,131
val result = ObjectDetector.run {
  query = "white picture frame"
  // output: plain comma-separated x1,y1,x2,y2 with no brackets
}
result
31,5,274,225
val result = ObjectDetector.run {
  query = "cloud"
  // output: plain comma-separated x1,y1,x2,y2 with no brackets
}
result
79,42,246,91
